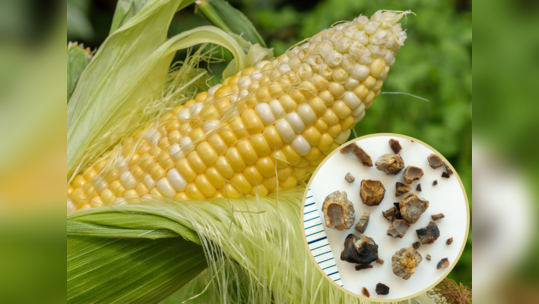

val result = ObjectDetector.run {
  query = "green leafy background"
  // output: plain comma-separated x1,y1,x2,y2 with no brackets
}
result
68,0,472,286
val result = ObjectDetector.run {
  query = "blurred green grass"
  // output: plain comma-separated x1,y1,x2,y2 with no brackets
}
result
68,0,472,285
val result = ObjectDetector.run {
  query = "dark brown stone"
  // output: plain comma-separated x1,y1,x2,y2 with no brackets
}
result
362,287,370,298
433,180,438,186
376,283,390,295
416,183,422,191
400,193,429,224
355,264,374,271
416,221,441,244
395,182,412,197
355,212,370,234
426,254,432,261
392,247,422,280
383,206,402,222
340,234,379,265
412,241,421,249
437,258,450,269
403,166,424,183
344,172,355,183
375,154,405,175
442,162,454,178
431,213,445,221
387,219,410,238
428,154,444,169
321,191,355,231
360,180,386,206
340,143,373,167
389,138,402,154
446,237,454,245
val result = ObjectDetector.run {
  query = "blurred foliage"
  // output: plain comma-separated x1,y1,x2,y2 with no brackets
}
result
67,0,471,285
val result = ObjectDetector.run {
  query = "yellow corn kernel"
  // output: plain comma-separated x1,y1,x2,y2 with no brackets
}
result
292,167,307,179
72,175,86,188
172,105,184,116
364,91,375,104
290,89,306,103
328,82,345,98
241,109,265,134
206,167,225,188
241,67,256,76
101,188,116,204
70,188,85,205
225,147,247,172
150,163,166,180
179,123,192,135
175,192,189,200
263,125,284,150
196,92,208,103
195,175,217,198
131,166,144,180
281,176,298,189
83,168,97,182
297,158,310,168
256,86,272,101
243,166,264,186
340,115,355,131
215,85,232,98
314,118,329,133
90,196,104,208
305,147,321,161
353,85,370,100
256,157,276,178
331,101,352,119
310,154,326,166
281,145,302,167
279,94,297,113
150,187,163,198
311,74,329,91
237,139,258,165
124,189,139,203
370,59,386,78
197,142,218,166
263,176,278,191
250,134,271,156
328,124,343,138
67,186,73,196
229,117,250,139
308,97,328,116
302,126,322,146
139,154,154,171
109,180,125,195
190,128,206,141
187,151,207,174
93,159,108,173
149,146,162,157
208,134,228,155
215,156,235,179
169,130,181,144
185,183,206,200
184,99,196,107
270,150,288,169
105,168,121,182
157,151,175,169
219,126,238,145
250,185,269,197
135,182,149,195
319,90,335,106
322,109,340,126
362,76,377,89
372,80,384,91
231,173,252,194
223,183,243,199
269,82,284,97
277,166,293,181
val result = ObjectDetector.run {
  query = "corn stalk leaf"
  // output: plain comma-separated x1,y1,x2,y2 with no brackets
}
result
67,43,92,102
67,235,207,304
197,0,266,47
67,0,247,178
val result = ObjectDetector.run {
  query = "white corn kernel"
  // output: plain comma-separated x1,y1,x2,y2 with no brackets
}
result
353,31,369,45
170,144,184,161
157,178,176,198
207,84,222,97
255,103,276,125
113,198,127,206
190,103,203,117
251,70,263,81
352,102,366,117
349,64,370,81
275,119,296,143
298,64,313,80
343,91,362,109
353,110,366,123
335,129,351,144
120,171,137,189
146,129,161,147
67,199,76,212
143,175,156,188
256,60,271,70
286,112,306,133
167,168,187,191
279,64,291,74
297,103,317,124
238,76,252,89
178,108,190,120
93,177,108,192
291,135,311,156
269,99,286,118
325,51,343,67
203,119,220,133
365,21,380,35
345,78,360,90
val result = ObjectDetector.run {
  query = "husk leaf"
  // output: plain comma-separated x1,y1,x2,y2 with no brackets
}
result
67,0,248,179
67,43,92,102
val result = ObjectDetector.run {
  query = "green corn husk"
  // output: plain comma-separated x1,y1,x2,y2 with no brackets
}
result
67,43,92,102
66,0,439,303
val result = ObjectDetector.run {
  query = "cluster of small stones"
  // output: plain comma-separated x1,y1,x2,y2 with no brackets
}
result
67,11,408,212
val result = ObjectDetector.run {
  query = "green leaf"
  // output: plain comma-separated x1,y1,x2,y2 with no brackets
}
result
197,0,267,47
67,235,207,304
110,0,150,34
67,43,92,102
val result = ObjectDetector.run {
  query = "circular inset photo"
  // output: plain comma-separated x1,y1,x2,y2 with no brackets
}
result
301,134,469,301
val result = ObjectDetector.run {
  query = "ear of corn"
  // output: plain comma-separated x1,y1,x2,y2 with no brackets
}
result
68,10,408,212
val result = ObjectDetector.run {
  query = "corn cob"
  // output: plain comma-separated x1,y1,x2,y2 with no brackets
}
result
67,11,408,212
